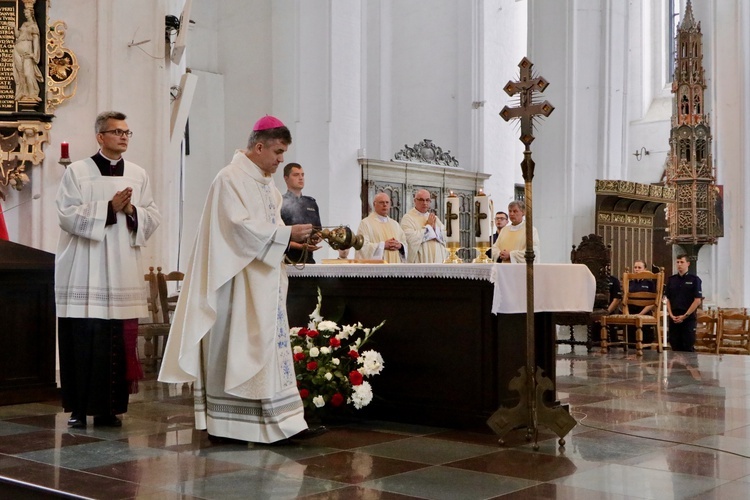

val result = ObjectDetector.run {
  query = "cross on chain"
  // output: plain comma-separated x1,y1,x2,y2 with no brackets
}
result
473,200,487,238
500,57,554,149
445,199,459,238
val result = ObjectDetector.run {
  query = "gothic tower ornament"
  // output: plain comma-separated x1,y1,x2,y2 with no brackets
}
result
665,0,722,252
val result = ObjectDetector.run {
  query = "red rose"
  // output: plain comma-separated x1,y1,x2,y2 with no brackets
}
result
306,361,318,371
348,370,363,386
299,389,309,399
307,329,320,339
297,328,308,337
293,352,305,362
348,350,359,359
329,337,341,347
331,393,344,407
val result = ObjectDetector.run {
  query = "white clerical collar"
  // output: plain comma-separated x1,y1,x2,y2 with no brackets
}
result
507,220,525,232
375,214,389,222
416,210,429,219
98,151,121,165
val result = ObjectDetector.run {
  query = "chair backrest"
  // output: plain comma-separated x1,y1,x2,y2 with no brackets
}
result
143,266,161,323
620,270,664,315
717,310,750,350
155,267,184,324
695,311,718,345
570,234,611,310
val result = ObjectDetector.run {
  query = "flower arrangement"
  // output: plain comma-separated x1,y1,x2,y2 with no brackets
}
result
291,289,385,415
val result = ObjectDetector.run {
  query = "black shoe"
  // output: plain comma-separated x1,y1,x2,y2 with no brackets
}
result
93,415,122,427
67,414,86,429
293,425,328,440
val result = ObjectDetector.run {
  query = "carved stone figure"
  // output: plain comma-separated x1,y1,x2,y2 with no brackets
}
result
12,6,44,103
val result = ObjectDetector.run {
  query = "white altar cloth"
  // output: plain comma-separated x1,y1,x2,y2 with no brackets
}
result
287,263,595,315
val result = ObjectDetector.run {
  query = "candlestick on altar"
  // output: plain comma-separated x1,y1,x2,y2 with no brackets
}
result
472,192,492,263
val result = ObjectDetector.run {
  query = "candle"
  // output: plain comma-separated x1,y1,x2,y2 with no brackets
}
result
474,191,491,242
61,142,70,159
445,192,460,244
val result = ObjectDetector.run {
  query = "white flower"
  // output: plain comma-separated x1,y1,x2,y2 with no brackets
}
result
339,324,357,339
320,346,331,355
290,327,301,336
332,358,340,366
309,347,320,358
313,395,325,408
317,320,340,333
351,381,373,409
358,350,384,376
293,346,303,354
324,372,333,381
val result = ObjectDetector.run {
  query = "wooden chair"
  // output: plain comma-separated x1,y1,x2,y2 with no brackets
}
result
553,234,611,351
694,310,719,354
600,269,665,356
138,266,184,372
716,309,750,355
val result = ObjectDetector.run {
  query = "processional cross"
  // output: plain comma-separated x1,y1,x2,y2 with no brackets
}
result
487,58,576,449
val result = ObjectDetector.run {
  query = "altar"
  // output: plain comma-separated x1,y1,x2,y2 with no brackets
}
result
286,263,594,428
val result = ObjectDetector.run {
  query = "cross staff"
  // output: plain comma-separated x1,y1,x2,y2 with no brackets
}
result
500,57,555,181
487,57,575,451
445,200,459,238
474,200,487,238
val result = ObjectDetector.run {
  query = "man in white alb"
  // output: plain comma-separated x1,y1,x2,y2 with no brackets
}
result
159,115,315,444
400,189,448,263
491,200,540,263
355,192,407,263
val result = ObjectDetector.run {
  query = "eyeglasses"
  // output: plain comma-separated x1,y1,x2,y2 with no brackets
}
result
415,198,431,203
100,129,133,138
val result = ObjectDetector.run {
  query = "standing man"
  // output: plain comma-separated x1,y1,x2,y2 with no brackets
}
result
280,163,322,263
55,111,161,429
400,189,448,263
159,116,313,444
665,254,703,352
491,200,540,263
355,192,407,263
492,212,508,243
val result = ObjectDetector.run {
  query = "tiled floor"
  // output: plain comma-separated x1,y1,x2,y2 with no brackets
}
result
2,348,750,499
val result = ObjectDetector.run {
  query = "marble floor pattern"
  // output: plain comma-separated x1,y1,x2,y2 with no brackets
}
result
2,348,750,499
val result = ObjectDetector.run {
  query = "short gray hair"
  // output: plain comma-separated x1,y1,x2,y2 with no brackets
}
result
508,200,526,212
95,111,127,133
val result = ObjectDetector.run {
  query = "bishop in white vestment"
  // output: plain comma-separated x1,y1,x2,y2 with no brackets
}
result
159,118,313,443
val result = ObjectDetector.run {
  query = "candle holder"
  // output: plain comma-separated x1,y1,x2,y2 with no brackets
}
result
58,157,71,168
443,242,464,264
472,241,493,263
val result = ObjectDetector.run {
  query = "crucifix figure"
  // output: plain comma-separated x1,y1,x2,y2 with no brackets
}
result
487,57,575,450
473,200,487,238
445,199,459,238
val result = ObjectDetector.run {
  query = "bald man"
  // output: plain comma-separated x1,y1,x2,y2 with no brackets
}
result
400,189,448,263
355,193,407,263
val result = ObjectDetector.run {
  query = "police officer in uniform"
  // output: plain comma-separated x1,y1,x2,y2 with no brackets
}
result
281,163,322,263
665,254,703,352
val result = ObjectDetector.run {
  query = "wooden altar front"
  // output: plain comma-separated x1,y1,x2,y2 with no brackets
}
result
287,264,594,428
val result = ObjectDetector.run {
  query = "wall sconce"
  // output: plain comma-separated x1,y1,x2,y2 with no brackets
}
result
633,147,650,161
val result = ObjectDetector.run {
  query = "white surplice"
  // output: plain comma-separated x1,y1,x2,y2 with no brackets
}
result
55,158,160,319
400,208,449,263
159,150,306,443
